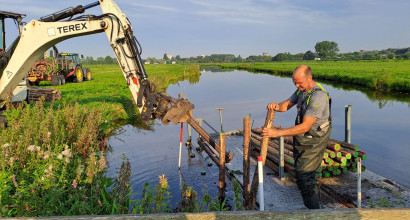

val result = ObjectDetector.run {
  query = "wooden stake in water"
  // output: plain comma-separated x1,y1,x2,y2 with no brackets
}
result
219,133,226,201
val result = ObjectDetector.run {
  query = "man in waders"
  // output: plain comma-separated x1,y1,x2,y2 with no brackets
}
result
262,65,331,209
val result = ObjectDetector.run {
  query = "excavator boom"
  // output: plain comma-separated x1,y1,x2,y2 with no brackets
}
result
0,0,234,162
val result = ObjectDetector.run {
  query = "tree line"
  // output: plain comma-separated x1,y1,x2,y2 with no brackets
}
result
79,41,410,64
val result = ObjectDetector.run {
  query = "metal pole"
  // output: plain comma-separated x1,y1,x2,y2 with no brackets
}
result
279,136,284,180
186,123,192,147
257,156,264,211
345,105,352,143
216,108,225,133
357,157,362,208
178,122,183,169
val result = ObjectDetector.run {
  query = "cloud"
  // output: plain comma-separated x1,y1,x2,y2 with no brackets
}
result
130,3,180,12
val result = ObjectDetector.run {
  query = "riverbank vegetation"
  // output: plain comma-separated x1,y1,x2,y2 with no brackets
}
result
214,60,410,93
0,64,208,217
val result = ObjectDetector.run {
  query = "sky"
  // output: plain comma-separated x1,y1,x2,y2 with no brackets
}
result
2,0,410,59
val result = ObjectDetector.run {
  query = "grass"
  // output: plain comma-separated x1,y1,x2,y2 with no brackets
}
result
215,60,410,93
0,64,202,217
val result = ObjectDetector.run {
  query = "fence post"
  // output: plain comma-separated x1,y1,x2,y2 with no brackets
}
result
219,133,226,201
243,116,251,209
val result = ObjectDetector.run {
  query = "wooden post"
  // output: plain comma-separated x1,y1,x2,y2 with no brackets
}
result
219,133,226,201
249,109,275,210
243,116,251,210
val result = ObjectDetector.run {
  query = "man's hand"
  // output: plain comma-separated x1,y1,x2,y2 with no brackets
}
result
261,127,280,138
267,102,279,111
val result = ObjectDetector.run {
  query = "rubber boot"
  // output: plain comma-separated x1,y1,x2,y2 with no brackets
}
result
301,185,321,209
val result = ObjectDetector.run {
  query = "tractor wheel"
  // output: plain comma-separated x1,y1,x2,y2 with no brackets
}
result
50,75,61,86
74,66,83,83
83,67,92,81
58,75,66,85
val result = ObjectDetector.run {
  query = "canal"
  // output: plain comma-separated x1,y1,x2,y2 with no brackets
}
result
107,67,410,209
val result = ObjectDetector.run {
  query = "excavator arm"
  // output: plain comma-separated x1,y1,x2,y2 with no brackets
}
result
0,0,234,162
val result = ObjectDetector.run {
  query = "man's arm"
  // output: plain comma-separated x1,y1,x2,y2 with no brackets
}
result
261,115,317,138
267,99,295,112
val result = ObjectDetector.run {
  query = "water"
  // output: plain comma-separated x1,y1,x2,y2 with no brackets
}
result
107,68,410,209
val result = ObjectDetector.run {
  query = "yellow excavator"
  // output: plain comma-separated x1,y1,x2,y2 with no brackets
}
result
0,0,233,161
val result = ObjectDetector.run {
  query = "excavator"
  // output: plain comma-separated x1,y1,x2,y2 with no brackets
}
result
0,0,233,162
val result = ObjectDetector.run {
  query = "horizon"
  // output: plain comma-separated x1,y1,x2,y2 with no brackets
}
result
2,0,410,59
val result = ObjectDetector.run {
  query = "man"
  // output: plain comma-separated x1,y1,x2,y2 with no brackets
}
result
261,65,331,209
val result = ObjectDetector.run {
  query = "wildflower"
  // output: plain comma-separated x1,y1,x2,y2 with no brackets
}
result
9,157,16,165
159,174,169,189
2,143,10,149
43,153,50,160
98,156,106,170
72,180,78,189
35,146,41,152
65,157,70,163
76,164,84,176
27,145,35,152
57,154,63,160
62,146,72,158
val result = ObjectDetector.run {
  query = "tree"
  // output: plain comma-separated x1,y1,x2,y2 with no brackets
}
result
303,51,315,60
163,53,169,60
315,41,339,59
104,56,114,64
273,53,290,61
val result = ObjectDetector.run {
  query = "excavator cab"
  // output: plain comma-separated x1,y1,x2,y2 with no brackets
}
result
0,11,27,102
0,11,26,75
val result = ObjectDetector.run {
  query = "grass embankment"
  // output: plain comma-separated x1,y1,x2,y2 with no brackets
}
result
0,64,203,217
217,60,410,92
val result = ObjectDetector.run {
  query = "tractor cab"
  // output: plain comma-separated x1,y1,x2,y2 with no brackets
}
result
58,53,81,69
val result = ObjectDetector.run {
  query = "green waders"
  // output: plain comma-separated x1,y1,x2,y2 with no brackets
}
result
293,126,331,209
292,85,332,209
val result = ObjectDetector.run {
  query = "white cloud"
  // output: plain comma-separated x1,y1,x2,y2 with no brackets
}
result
130,3,180,12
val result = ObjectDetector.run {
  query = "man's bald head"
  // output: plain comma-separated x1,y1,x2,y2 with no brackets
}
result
292,65,315,92
292,65,312,79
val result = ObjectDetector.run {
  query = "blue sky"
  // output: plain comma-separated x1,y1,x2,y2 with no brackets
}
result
2,0,410,59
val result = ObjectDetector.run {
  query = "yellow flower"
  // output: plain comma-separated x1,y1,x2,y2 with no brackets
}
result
159,174,168,189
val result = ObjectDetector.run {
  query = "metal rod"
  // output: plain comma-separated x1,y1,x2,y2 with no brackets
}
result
345,105,352,143
257,156,264,211
279,136,284,180
357,157,362,208
178,122,183,169
186,123,192,147
216,108,225,133
203,119,219,134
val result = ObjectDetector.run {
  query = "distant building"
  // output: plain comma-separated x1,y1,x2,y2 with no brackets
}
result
172,61,176,64
200,54,206,58
166,54,173,60
144,61,150,65
314,58,321,61
263,52,270,57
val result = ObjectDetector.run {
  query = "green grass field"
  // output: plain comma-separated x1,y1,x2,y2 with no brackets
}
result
217,60,410,92
40,64,200,128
